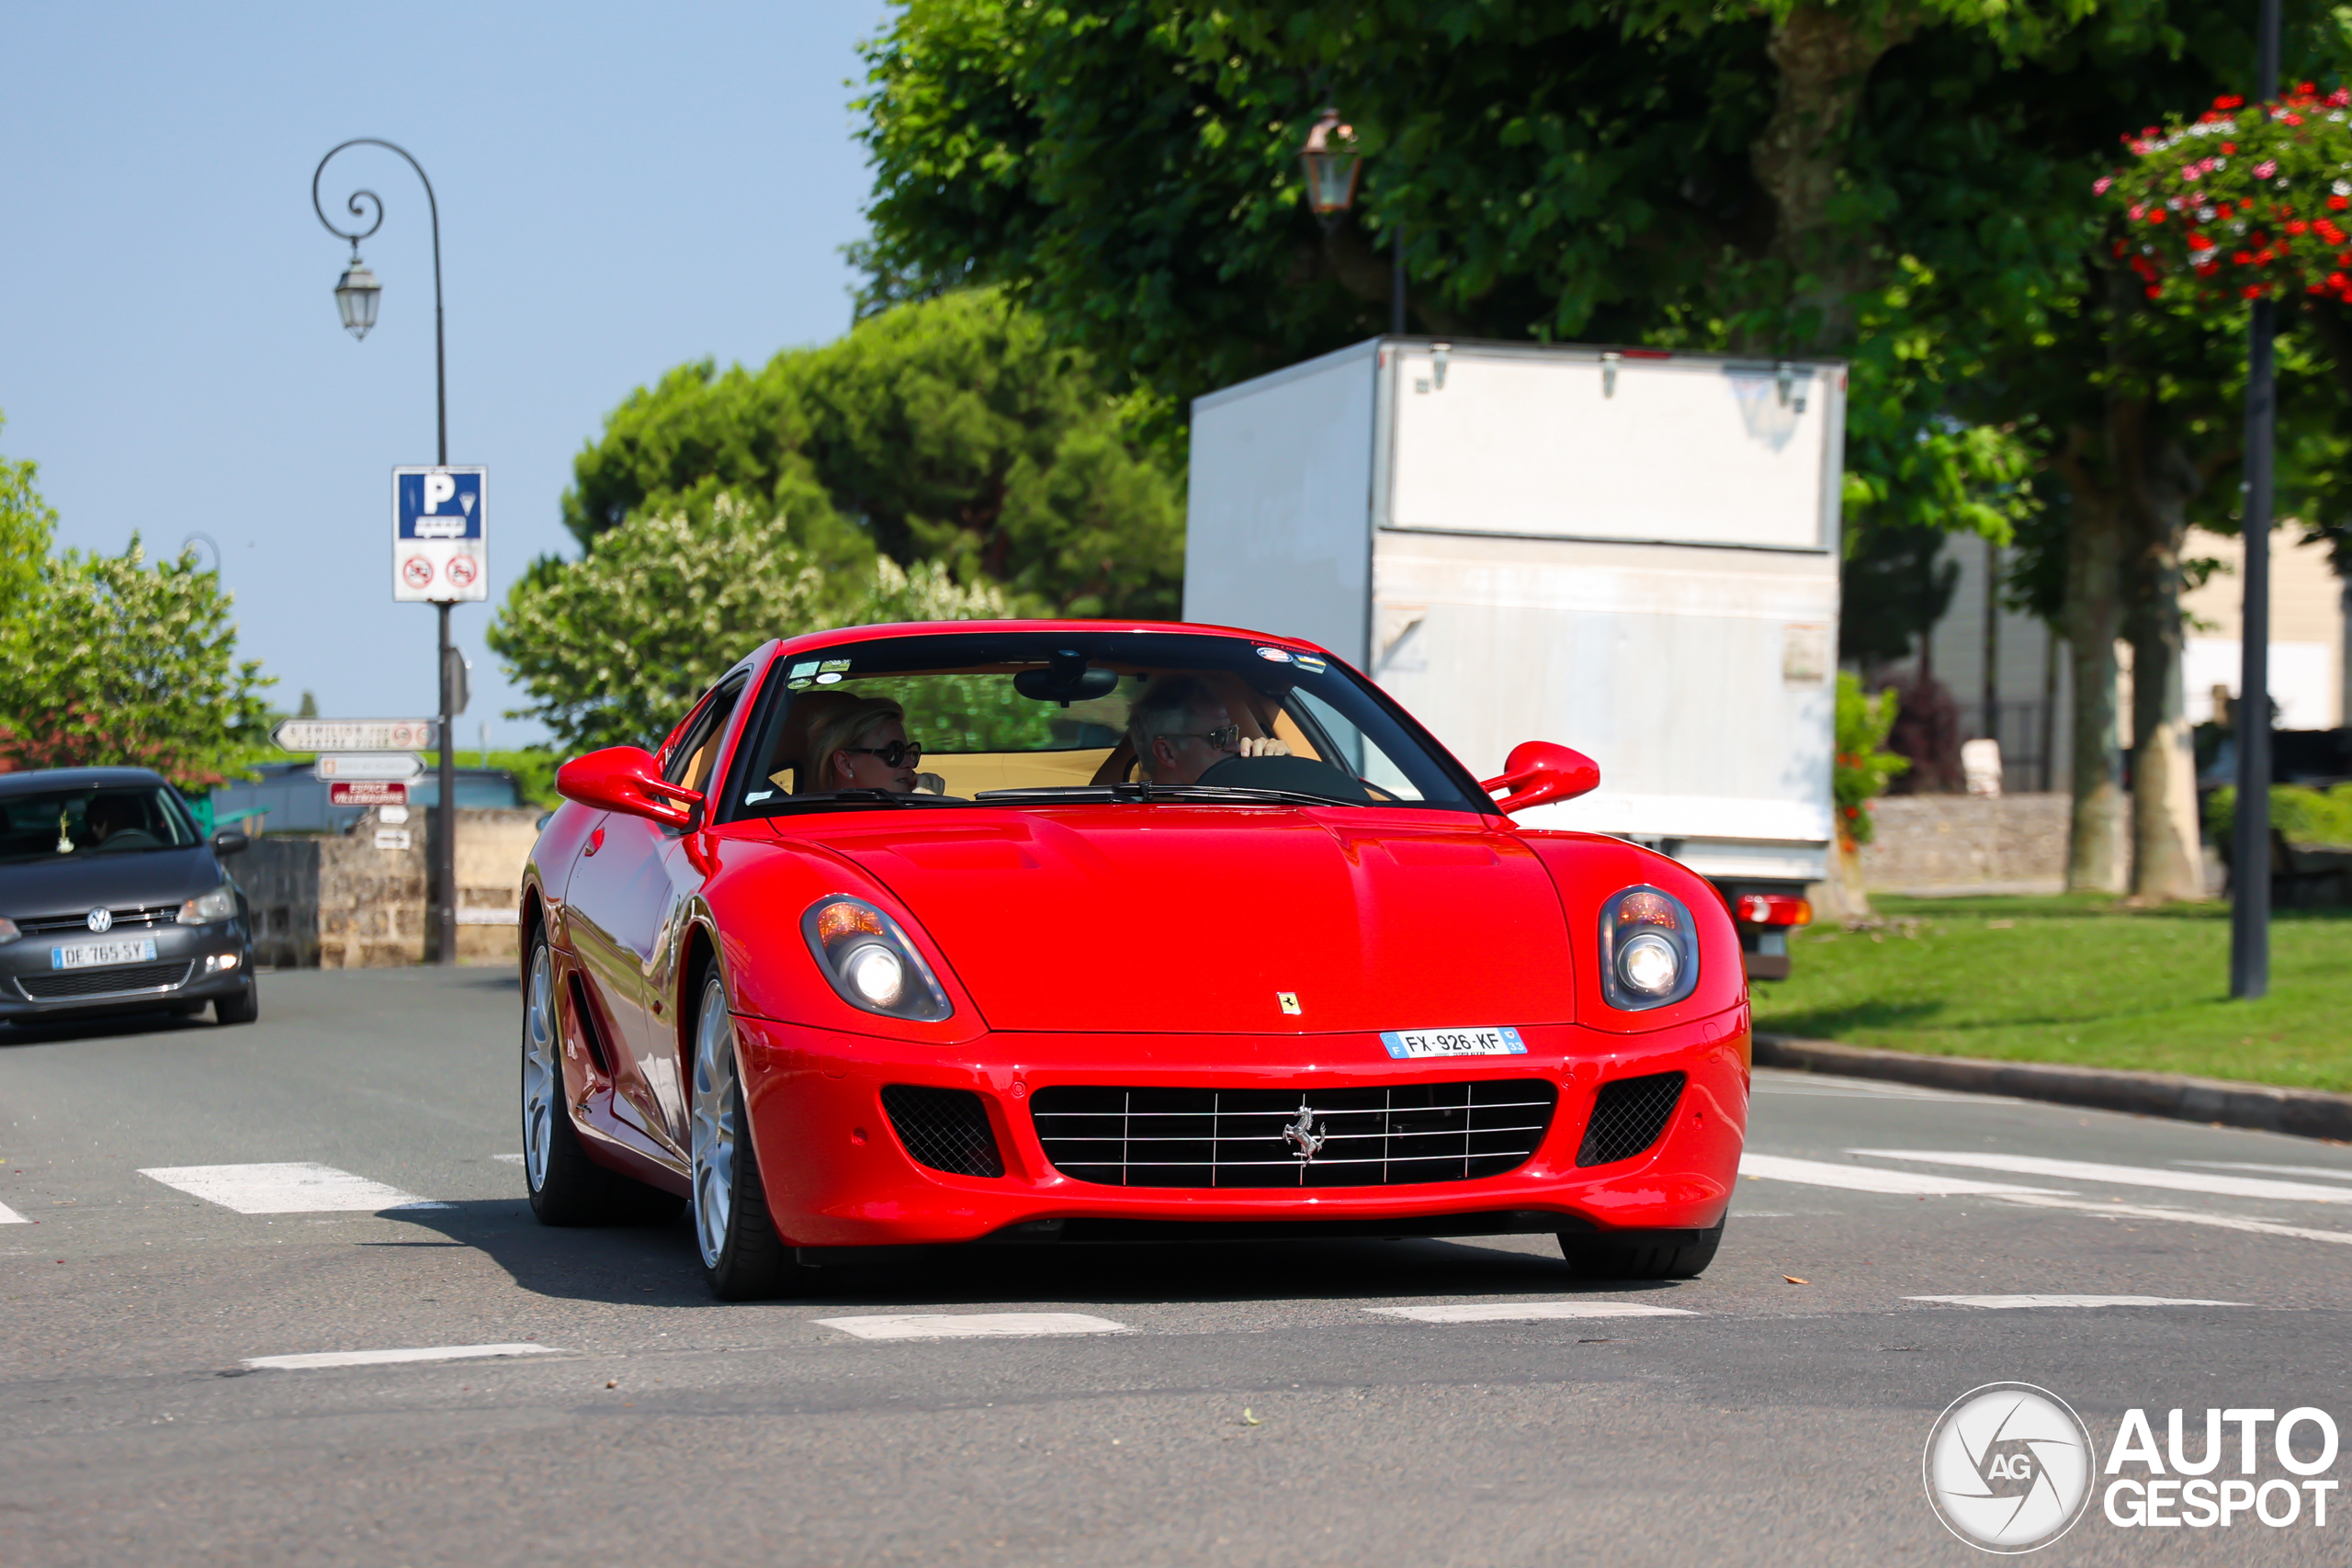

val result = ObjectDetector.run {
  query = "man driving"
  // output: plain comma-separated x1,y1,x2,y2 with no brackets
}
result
1127,675,1290,786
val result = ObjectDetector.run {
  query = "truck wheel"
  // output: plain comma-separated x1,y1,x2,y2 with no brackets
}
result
1558,1219,1724,1280
522,932,681,1227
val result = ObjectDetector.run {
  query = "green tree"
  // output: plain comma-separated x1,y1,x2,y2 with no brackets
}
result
563,289,1184,618
489,494,1021,752
0,413,57,637
0,537,274,790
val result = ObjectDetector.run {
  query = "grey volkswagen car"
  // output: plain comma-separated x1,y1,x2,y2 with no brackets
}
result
0,767,257,1027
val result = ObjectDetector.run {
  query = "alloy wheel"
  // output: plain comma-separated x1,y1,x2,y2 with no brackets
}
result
521,943,558,1191
691,976,738,1268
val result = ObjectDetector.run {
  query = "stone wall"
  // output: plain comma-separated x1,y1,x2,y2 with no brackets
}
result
239,807,541,968
1857,793,2079,895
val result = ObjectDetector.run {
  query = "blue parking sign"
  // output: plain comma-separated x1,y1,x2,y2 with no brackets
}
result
390,466,487,602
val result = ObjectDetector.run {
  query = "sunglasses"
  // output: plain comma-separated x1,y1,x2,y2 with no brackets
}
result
1162,725,1241,750
844,740,923,768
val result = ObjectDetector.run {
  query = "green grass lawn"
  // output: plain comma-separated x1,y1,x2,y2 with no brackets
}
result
1748,894,2352,1091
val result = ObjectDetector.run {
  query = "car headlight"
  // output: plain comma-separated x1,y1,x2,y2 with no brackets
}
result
177,885,238,925
0,917,17,943
1599,886,1700,1010
800,896,952,1022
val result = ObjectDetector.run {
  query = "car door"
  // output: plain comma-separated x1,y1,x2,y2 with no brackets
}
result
563,674,748,1156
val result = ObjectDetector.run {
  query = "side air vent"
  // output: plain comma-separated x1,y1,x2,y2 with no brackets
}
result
882,1085,1005,1178
1576,1071,1687,1168
565,973,614,1076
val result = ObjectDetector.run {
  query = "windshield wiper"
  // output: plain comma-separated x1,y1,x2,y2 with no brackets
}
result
756,789,970,810
973,784,1363,808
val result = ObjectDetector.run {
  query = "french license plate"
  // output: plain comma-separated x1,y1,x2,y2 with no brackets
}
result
51,938,158,970
1380,1025,1527,1059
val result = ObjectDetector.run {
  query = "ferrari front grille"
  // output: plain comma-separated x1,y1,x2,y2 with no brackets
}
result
1575,1071,1687,1167
16,961,194,1001
881,1085,1005,1179
1030,1080,1559,1189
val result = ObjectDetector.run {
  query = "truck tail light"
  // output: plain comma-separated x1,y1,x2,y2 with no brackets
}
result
1736,894,1812,927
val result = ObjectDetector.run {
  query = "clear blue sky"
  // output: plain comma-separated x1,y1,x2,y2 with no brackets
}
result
0,1,893,750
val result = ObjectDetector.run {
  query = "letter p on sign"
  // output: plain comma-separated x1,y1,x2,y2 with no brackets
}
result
423,472,458,513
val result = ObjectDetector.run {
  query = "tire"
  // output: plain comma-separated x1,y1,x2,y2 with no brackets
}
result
1558,1219,1724,1281
521,931,684,1227
690,964,790,1300
213,982,259,1026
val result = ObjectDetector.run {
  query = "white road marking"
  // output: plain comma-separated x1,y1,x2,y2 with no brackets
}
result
1739,1153,2069,1197
812,1313,1129,1340
1908,1294,2243,1310
492,1154,525,1164
0,1199,26,1224
1850,1149,2352,1205
140,1163,449,1214
1369,1302,1698,1323
243,1342,558,1371
1997,1191,2352,1247
2178,1160,2352,1183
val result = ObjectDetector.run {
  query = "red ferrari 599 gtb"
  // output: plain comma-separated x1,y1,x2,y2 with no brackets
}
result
520,622,1749,1299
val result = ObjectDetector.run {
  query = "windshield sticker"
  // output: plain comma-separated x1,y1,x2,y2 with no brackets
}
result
786,678,813,691
815,672,845,685
789,660,820,678
818,659,853,673
1255,647,1294,663
1294,654,1328,673
744,789,775,803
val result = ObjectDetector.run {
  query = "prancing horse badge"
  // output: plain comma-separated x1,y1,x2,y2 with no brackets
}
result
1276,992,1301,1015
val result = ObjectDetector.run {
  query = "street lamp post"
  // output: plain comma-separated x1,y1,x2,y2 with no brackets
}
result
2230,0,2281,1000
312,139,460,969
1299,108,1406,333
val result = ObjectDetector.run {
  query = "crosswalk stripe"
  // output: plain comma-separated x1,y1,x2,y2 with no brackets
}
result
1369,1302,1698,1323
140,1163,449,1214
1908,1294,2243,1310
244,1342,558,1371
812,1313,1129,1340
1738,1153,2069,1197
0,1199,26,1224
1996,1191,2352,1247
2177,1160,2352,1183
1850,1149,2352,1205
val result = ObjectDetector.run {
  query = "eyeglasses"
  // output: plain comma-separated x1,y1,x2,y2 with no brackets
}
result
1160,725,1240,750
844,740,923,768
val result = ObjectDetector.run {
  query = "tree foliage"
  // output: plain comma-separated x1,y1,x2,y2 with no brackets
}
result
562,289,1183,618
489,494,1021,752
0,537,274,790
0,413,57,637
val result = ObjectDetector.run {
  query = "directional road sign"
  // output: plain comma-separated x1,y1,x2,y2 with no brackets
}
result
272,718,438,753
392,467,488,604
314,753,425,783
329,781,409,807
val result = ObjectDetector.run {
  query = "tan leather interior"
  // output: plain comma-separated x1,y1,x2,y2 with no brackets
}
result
927,749,1115,796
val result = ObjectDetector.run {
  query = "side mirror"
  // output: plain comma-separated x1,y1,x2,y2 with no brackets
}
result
1479,742,1600,815
556,746,703,829
210,829,250,856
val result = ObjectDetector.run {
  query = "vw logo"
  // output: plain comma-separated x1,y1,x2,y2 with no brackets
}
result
1923,1382,2094,1552
85,908,113,933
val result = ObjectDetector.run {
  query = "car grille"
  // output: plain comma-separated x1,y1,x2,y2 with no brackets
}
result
1576,1071,1687,1167
16,903,181,938
881,1085,1005,1178
1031,1080,1560,1189
17,961,194,1001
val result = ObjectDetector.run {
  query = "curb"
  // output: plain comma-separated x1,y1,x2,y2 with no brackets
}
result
1752,1032,2352,1144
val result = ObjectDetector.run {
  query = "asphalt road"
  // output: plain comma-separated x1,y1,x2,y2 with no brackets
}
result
5,968,2352,1566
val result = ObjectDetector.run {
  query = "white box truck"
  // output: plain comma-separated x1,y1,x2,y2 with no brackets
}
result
1183,336,1845,977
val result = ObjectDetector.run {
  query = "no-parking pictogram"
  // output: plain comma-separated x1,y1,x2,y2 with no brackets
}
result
401,556,436,591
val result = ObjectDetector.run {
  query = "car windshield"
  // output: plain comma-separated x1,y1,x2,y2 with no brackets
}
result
722,630,1488,818
0,785,200,863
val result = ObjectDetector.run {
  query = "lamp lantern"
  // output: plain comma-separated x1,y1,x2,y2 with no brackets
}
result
1299,108,1363,219
334,253,381,340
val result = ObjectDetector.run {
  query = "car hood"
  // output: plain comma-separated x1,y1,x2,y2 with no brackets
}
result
0,846,222,921
790,807,1577,1033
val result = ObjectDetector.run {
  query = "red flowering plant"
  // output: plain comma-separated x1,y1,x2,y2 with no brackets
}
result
2099,85,2352,306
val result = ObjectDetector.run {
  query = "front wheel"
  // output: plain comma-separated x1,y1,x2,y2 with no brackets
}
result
213,981,258,1025
691,965,789,1300
1558,1219,1724,1281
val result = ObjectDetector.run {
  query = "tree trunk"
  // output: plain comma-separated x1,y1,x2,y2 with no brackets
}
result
2117,407,2207,902
2056,432,2128,892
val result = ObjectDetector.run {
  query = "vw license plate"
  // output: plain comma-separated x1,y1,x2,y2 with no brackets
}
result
1380,1026,1527,1059
52,938,158,970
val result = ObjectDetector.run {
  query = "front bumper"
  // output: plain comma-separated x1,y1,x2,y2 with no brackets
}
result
0,919,253,1021
728,1009,1749,1249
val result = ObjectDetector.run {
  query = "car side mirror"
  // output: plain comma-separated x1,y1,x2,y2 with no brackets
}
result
1479,741,1600,815
210,829,250,856
556,746,703,829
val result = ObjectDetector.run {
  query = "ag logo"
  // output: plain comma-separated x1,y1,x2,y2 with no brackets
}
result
1923,1382,2094,1552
